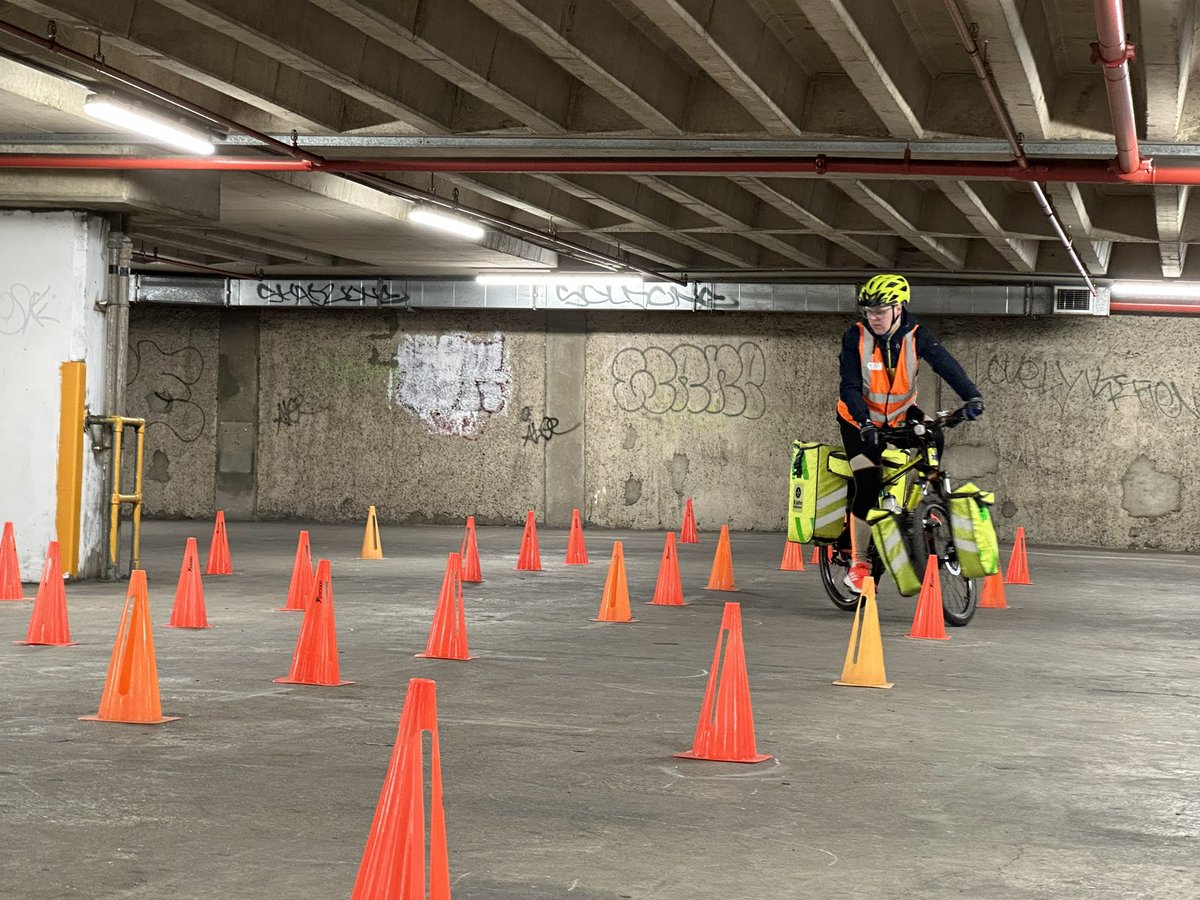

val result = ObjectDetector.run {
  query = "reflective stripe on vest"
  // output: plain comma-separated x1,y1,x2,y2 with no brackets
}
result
860,325,917,426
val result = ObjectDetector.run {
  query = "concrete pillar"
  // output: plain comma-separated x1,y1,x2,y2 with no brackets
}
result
543,313,587,524
0,211,109,579
214,310,259,519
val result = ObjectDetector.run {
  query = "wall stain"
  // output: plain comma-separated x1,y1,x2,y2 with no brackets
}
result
624,477,642,505
147,449,170,483
1121,455,1181,518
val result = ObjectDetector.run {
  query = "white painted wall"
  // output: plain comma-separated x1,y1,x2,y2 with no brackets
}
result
0,211,109,580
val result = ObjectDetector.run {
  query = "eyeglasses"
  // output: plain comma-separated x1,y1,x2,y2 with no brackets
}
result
862,306,895,317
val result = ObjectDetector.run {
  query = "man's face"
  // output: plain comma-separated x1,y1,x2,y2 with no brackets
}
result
863,304,899,334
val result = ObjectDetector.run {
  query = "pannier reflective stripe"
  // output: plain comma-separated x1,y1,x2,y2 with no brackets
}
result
867,506,922,596
947,482,999,578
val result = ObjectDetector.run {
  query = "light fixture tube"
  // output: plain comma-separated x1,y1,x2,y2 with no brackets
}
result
408,207,486,241
83,95,215,156
476,274,644,288
1109,281,1200,300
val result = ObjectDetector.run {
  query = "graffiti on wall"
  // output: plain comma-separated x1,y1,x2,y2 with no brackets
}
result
127,340,207,442
612,341,767,420
0,283,58,336
274,394,324,430
977,351,1200,421
388,333,511,438
519,405,579,446
253,280,411,308
551,282,734,310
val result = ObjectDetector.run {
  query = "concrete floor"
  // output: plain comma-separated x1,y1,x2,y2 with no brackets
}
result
1,521,1197,899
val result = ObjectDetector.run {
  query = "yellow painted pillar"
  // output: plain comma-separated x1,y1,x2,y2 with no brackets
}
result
55,361,86,577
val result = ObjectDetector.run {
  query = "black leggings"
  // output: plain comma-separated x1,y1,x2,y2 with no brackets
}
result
838,418,883,520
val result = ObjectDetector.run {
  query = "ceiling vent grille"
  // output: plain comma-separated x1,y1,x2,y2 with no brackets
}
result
1053,286,1110,316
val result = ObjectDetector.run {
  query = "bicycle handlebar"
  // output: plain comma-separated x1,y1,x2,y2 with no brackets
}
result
881,404,970,440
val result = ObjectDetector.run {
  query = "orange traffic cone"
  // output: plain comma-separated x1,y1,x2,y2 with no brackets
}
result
417,553,476,661
0,521,25,601
205,510,232,575
516,510,542,571
277,531,314,612
978,572,1008,609
780,540,805,571
565,507,589,565
679,497,698,543
168,537,210,629
833,577,893,688
705,524,737,591
80,570,178,724
459,516,483,583
1005,526,1031,584
907,555,950,641
650,532,685,606
274,559,353,686
676,602,770,763
810,545,822,565
594,541,636,622
15,541,73,646
352,677,450,900
361,505,383,559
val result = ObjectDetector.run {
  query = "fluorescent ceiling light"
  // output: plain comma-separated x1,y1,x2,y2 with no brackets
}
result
477,274,644,288
408,207,486,241
83,95,215,156
1109,281,1200,300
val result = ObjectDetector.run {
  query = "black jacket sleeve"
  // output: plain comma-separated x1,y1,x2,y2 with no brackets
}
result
838,325,871,425
914,327,981,402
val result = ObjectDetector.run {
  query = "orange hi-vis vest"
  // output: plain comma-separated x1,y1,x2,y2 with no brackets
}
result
837,322,919,427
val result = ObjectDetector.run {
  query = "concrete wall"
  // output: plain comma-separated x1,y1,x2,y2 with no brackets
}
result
127,306,1200,552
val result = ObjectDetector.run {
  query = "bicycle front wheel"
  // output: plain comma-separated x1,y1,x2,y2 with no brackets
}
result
907,499,976,626
819,544,885,613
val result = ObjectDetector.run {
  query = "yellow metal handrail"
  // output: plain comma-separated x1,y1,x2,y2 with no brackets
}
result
89,415,146,577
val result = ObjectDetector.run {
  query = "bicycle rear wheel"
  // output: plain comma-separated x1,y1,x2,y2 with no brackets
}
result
907,499,975,626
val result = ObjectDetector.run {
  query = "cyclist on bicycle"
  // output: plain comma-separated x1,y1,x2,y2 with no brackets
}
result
836,273,985,593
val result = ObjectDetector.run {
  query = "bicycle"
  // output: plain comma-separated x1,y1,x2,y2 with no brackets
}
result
817,407,976,626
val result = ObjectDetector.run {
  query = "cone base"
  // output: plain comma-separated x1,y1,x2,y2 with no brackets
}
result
204,570,233,576
905,633,950,641
704,584,738,592
273,676,355,686
13,639,76,646
674,750,772,764
833,679,894,689
1004,576,1031,585
79,714,180,725
564,560,590,566
592,616,638,623
415,652,478,661
515,565,543,571
461,577,484,584
679,538,698,544
166,623,213,629
0,595,29,602
273,606,305,612
648,600,686,606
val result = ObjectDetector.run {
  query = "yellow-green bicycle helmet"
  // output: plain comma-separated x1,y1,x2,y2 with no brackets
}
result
857,274,910,307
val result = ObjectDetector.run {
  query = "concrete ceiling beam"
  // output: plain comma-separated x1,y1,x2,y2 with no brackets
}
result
0,169,220,220
1153,185,1189,278
1043,182,1111,272
140,226,340,266
132,227,278,266
940,181,1037,272
840,181,966,269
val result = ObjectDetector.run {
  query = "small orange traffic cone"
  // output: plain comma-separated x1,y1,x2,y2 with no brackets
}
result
360,505,383,559
80,570,178,724
676,602,770,763
168,537,210,629
907,555,950,641
1005,526,1031,584
205,510,232,575
833,577,892,689
780,540,805,571
0,521,25,601
679,498,698,543
417,553,476,661
594,541,636,622
978,572,1008,609
810,545,822,565
515,510,542,571
274,559,353,686
276,531,314,612
459,516,483,583
565,507,589,565
705,524,737,591
352,678,450,900
650,532,685,606
15,541,73,646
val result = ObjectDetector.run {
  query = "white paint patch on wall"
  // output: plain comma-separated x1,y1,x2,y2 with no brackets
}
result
388,333,511,438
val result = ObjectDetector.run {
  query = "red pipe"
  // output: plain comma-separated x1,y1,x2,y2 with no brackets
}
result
1110,302,1200,315
1093,0,1143,174
0,155,312,170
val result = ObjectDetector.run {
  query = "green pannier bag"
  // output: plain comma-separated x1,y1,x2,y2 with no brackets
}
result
947,482,999,578
867,506,922,596
828,447,911,508
787,441,850,543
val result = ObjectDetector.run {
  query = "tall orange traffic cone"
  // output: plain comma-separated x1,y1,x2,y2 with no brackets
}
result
417,553,476,661
15,541,73,646
833,577,892,689
0,521,25,601
676,602,770,763
274,559,353,686
352,678,450,900
650,532,685,606
515,510,542,571
594,541,636,622
679,497,698,543
168,537,210,629
80,570,178,724
205,510,232,575
276,531,314,612
907,555,950,641
459,516,483,583
1005,526,1031,584
978,572,1008,609
361,505,383,559
780,540,805,571
565,507,589,565
704,524,737,591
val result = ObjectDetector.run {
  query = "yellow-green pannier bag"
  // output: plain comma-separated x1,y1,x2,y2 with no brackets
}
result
867,506,922,596
947,482,999,578
787,441,850,543
827,447,910,507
